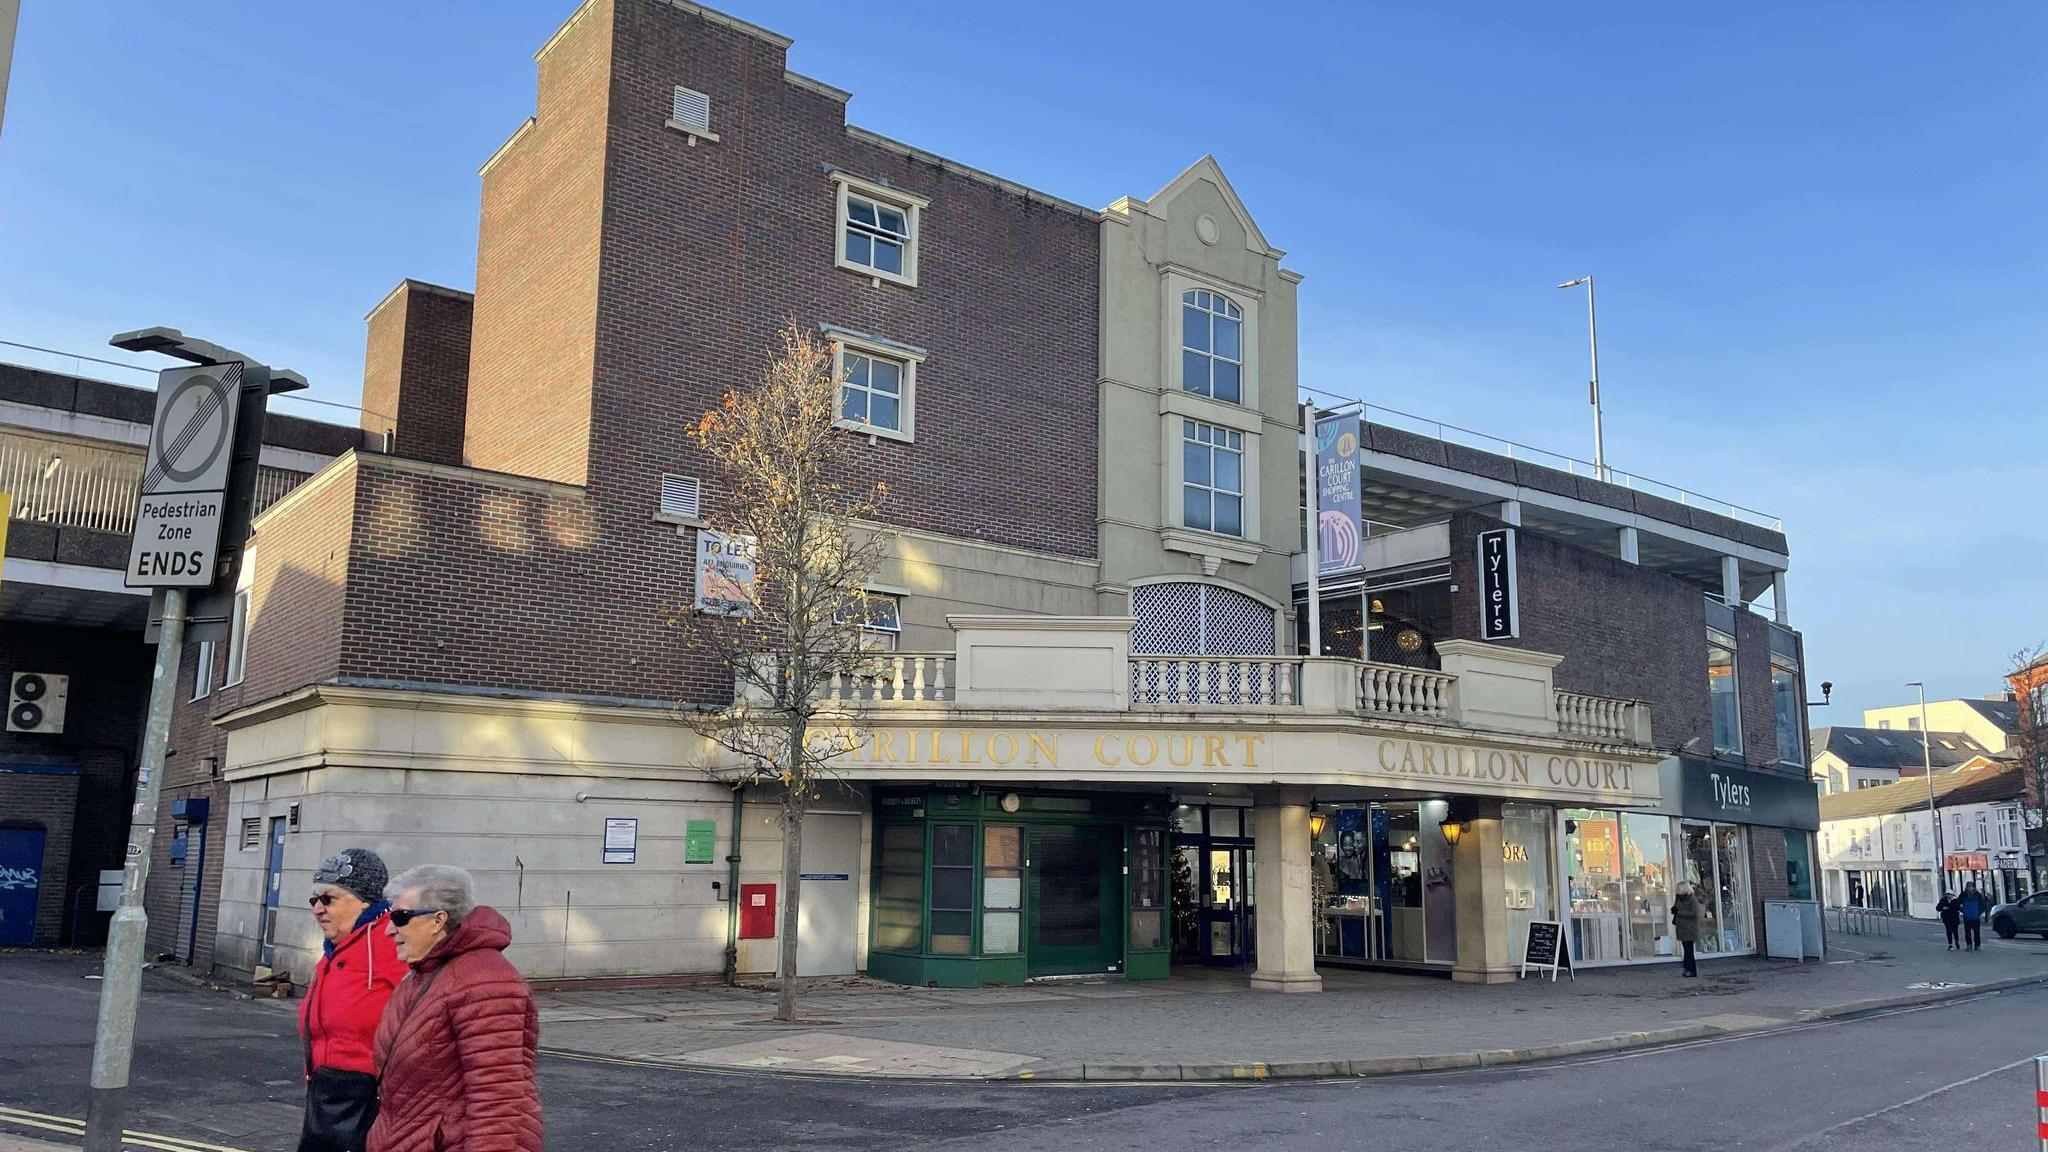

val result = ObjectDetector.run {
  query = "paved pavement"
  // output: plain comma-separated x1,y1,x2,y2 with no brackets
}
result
533,915,2048,1080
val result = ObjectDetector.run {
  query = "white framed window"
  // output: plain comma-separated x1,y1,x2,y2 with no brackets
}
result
1950,811,1963,848
1976,811,1989,848
1892,823,1904,853
225,546,256,687
826,327,924,444
837,591,902,652
831,172,926,288
191,641,215,701
2001,807,2022,849
666,85,719,144
1180,289,1243,405
1181,419,1244,538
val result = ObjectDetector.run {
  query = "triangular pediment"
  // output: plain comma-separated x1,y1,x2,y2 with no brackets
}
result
1144,154,1277,258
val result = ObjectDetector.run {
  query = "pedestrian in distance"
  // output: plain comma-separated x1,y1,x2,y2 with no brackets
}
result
1958,883,1986,951
1936,891,1961,950
368,865,543,1152
299,849,404,1152
1672,881,1703,977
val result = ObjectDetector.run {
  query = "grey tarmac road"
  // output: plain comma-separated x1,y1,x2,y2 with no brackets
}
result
3,952,2044,1152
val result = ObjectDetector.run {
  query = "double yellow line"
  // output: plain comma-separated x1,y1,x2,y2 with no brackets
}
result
0,1104,248,1152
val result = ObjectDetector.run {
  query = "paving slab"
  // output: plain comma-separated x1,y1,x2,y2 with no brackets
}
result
536,917,2048,1081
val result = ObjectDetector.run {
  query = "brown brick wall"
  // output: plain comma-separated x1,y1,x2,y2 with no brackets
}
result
1735,608,1799,773
1450,512,1712,753
465,0,612,485
363,282,474,467
145,641,229,968
588,0,1099,568
0,766,80,945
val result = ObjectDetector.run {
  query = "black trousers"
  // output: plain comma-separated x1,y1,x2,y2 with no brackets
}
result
1681,940,1697,975
1964,920,1982,949
1944,920,1960,947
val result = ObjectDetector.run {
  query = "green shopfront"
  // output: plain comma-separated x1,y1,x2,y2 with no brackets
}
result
867,788,1173,987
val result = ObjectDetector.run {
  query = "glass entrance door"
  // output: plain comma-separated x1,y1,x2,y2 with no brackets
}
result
1200,845,1255,965
1027,825,1124,976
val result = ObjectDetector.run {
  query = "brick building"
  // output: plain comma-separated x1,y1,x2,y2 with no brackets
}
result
180,0,1815,989
0,359,365,953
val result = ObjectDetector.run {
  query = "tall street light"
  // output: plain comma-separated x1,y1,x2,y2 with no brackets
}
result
1908,681,1942,902
1557,276,1604,479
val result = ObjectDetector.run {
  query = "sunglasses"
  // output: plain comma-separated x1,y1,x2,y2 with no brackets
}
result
309,893,342,908
388,908,445,928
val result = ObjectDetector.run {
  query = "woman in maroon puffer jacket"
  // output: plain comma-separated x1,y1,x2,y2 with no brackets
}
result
368,866,542,1152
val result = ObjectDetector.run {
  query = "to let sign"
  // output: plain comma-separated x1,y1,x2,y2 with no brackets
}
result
126,362,242,588
1477,528,1519,640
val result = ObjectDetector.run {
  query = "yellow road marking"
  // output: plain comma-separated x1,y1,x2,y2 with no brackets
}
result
0,1104,250,1152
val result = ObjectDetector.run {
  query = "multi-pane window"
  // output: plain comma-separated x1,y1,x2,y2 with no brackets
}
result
1769,626,1801,766
1181,289,1243,404
1707,625,1739,755
840,350,904,434
843,193,910,278
837,591,902,652
192,641,215,702
929,825,974,955
226,546,256,687
873,824,924,952
1130,828,1166,950
2001,807,2022,849
982,826,1022,956
1182,420,1244,537
1976,812,1990,849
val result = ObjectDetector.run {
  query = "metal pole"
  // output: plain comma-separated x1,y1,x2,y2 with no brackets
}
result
85,585,186,1152
2035,1054,2047,1151
1585,276,1603,480
1914,682,1942,902
1302,401,1322,657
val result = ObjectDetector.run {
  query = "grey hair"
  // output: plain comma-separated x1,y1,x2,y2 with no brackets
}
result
389,864,477,929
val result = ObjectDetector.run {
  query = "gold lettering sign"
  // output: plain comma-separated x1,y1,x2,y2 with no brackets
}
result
842,727,1263,772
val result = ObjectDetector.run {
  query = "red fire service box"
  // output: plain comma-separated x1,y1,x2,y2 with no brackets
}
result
739,883,776,939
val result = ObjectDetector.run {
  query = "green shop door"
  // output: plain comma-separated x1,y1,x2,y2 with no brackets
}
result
1027,824,1124,976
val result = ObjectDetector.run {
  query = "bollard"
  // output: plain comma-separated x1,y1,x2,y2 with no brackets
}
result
2037,1055,2047,1152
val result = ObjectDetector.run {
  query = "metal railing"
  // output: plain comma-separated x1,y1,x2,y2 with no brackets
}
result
1130,656,1303,707
1826,904,1897,936
1,428,310,537
1302,386,1784,531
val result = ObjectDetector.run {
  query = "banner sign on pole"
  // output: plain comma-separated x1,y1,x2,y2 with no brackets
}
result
1315,414,1361,576
694,530,758,617
1478,527,1519,641
126,363,242,589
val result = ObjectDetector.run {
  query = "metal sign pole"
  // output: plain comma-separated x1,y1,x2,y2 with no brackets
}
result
2036,1055,2047,1152
84,585,186,1152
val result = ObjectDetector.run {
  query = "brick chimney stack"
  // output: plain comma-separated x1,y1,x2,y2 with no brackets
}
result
361,279,474,465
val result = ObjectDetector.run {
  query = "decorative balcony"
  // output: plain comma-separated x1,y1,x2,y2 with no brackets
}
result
780,616,1652,748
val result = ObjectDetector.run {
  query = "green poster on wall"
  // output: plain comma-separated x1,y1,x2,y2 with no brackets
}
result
685,819,717,864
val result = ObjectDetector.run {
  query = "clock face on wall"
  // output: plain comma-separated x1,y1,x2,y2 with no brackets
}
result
1000,792,1022,813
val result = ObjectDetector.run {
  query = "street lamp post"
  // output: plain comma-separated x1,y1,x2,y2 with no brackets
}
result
1909,681,1942,902
1556,276,1604,480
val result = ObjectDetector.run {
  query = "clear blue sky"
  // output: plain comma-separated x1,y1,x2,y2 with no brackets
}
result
3,2,2043,722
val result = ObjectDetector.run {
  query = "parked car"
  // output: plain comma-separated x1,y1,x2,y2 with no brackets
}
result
1988,892,2048,939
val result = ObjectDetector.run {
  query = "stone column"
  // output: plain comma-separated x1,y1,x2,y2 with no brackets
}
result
1249,786,1322,993
1720,556,1743,607
1451,799,1515,984
1617,525,1639,565
1772,571,1789,626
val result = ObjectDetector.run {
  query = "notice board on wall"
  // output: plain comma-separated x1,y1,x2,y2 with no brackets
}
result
684,819,717,864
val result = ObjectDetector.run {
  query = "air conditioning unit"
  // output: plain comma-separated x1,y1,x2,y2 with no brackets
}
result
8,672,69,734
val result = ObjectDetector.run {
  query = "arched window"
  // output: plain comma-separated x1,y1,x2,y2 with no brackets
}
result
1180,289,1242,405
1131,582,1276,656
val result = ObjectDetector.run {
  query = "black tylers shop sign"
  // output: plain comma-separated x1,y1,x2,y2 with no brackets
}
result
1478,528,1519,640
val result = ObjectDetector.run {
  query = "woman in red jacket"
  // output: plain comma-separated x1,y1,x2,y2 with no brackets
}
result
299,849,403,1152
369,865,542,1152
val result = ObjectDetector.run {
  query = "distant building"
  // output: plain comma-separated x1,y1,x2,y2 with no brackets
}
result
1809,725,1989,795
1861,695,2021,756
1818,758,2031,917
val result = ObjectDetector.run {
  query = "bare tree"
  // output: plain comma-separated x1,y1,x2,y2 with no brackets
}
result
684,323,890,1023
2009,645,2048,886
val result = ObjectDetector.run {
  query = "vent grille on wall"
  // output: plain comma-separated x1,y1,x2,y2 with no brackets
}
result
671,86,711,133
660,473,702,521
